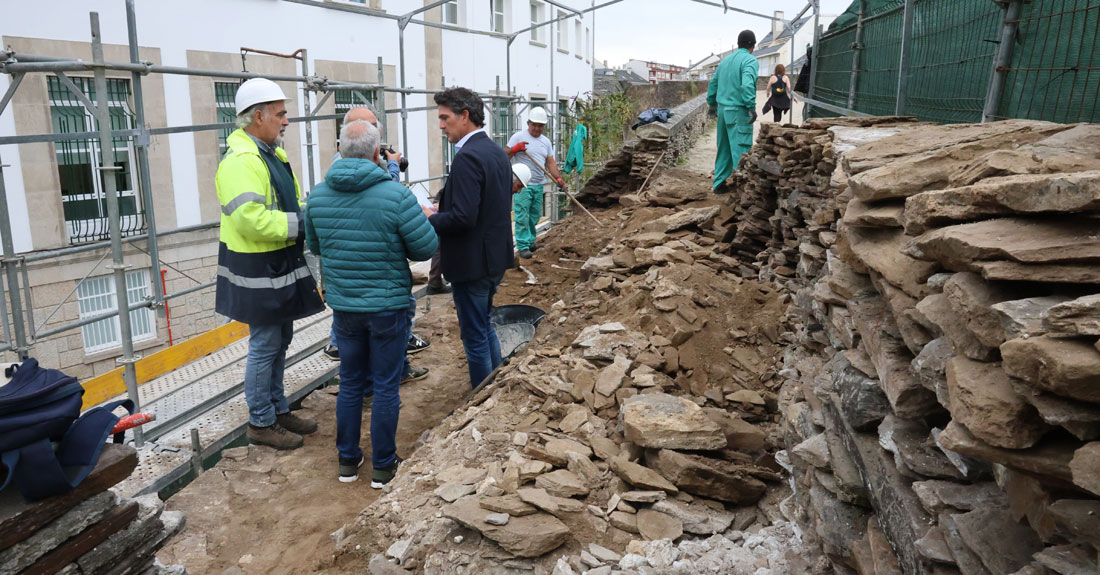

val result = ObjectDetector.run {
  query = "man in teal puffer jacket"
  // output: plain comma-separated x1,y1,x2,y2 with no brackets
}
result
304,120,437,486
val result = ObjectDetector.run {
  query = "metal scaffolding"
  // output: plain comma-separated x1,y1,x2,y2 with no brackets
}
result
0,0,782,447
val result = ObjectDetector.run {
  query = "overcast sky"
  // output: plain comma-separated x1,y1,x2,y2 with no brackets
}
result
591,0,854,69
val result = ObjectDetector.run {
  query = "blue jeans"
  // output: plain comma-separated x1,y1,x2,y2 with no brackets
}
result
244,322,293,427
452,274,503,388
330,296,416,379
333,309,408,468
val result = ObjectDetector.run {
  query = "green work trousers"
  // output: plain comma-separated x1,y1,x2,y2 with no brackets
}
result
713,106,755,190
513,184,544,251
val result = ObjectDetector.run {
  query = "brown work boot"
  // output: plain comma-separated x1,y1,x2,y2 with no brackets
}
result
276,412,319,435
247,422,304,450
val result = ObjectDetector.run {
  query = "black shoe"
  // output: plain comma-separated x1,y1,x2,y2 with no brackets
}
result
323,345,339,360
407,332,431,354
339,455,364,483
371,456,403,489
519,249,533,259
426,283,452,295
401,365,430,384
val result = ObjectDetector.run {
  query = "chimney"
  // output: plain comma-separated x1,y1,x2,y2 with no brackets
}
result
773,11,784,40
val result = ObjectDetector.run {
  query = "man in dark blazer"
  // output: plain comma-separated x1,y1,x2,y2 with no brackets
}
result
430,87,514,388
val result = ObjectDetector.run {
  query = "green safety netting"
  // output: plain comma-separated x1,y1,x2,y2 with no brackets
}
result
808,0,1100,124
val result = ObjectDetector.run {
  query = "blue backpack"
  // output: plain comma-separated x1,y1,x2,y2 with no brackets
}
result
0,358,133,501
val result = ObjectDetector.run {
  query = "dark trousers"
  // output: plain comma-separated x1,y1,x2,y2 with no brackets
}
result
333,309,408,469
772,107,787,123
451,273,503,388
428,249,444,288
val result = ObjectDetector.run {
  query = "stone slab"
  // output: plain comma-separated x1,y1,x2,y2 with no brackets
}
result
644,449,767,505
938,421,1076,485
850,294,940,418
1044,294,1100,336
620,393,726,451
846,225,939,299
907,217,1100,269
904,170,1100,235
1069,442,1100,496
973,260,1100,284
444,497,570,558
953,507,1044,575
946,357,1049,449
1002,335,1100,403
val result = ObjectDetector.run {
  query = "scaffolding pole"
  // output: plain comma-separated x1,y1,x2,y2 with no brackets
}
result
895,0,915,115
847,0,866,110
126,0,163,318
90,12,144,447
983,0,1023,122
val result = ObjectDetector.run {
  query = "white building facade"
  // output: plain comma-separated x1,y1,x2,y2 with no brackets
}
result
0,0,594,377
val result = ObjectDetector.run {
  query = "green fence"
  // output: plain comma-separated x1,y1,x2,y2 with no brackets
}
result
809,0,1100,124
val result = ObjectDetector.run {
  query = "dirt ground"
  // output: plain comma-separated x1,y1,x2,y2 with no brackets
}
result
156,297,476,575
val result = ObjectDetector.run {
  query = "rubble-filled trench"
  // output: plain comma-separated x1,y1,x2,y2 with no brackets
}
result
331,125,817,575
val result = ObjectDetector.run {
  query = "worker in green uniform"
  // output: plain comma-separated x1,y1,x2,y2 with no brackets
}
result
707,30,759,191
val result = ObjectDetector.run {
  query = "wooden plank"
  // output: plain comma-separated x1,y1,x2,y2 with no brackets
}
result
0,444,137,551
81,321,249,409
22,499,139,575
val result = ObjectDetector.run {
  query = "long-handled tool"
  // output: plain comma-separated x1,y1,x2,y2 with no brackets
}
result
521,150,602,227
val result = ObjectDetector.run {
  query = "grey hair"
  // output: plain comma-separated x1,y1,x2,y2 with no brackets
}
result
342,103,381,125
235,102,268,129
339,120,381,160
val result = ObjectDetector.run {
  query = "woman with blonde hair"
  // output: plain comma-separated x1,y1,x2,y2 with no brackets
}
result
762,64,796,123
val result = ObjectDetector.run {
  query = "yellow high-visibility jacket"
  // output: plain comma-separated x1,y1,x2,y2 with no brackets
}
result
214,129,323,325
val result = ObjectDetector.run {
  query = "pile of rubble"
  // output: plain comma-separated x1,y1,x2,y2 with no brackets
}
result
732,116,1100,575
333,169,812,574
0,444,185,575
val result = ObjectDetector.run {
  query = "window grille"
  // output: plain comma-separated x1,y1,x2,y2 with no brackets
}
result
48,75,145,245
214,82,238,155
334,89,377,148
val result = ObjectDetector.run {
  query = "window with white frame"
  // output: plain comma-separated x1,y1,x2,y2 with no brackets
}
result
574,19,582,53
585,26,591,61
76,269,156,354
443,1,460,24
556,10,566,49
490,0,506,33
530,1,544,43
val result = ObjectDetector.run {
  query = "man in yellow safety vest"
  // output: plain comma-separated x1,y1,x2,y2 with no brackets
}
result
215,78,324,450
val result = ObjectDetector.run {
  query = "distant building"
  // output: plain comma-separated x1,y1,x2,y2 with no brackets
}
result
753,10,836,77
696,11,835,82
684,53,720,81
593,68,650,94
623,59,688,84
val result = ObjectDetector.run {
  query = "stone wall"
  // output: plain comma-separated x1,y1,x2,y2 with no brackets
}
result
623,81,710,115
725,117,1100,574
577,94,709,207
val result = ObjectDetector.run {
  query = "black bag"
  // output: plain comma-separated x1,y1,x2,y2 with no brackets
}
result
0,358,132,501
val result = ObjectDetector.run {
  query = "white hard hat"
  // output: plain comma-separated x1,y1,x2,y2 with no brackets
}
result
512,163,532,187
235,78,290,115
528,106,549,125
